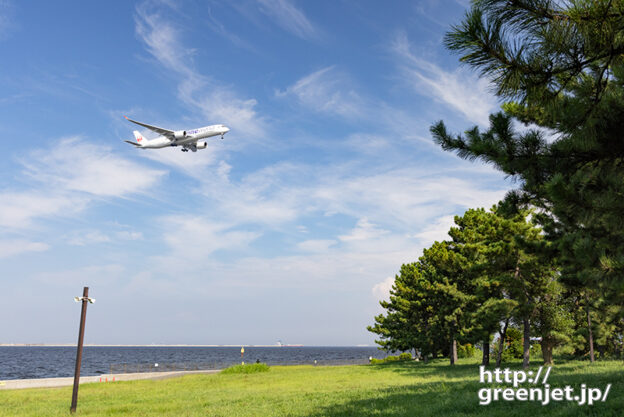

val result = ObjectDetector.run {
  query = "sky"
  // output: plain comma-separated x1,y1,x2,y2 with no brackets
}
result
0,0,511,346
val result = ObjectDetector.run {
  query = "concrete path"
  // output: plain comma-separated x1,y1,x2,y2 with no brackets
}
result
0,369,220,390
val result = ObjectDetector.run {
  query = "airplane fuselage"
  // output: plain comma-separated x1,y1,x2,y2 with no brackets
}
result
124,116,230,152
140,124,230,149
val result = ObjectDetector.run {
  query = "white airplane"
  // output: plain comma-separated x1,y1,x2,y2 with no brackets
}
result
124,116,230,152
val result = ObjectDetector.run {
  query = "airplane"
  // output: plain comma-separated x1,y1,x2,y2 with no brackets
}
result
123,116,230,152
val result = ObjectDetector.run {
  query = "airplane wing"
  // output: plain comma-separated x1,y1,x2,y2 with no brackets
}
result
124,116,175,139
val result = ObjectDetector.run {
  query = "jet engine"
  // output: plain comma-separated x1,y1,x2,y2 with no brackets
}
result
174,130,187,139
196,141,207,149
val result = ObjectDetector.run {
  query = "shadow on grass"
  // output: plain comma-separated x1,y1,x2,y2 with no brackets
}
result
303,382,621,417
364,360,483,379
307,362,623,417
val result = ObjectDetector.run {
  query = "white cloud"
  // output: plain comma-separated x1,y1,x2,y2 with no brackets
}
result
338,218,389,242
257,0,319,40
35,264,126,286
0,137,164,230
138,143,218,180
413,214,456,245
391,32,498,126
0,239,48,258
0,192,86,229
178,158,508,236
65,230,111,246
63,228,143,246
160,215,261,262
309,168,507,230
276,66,365,120
21,138,166,197
296,239,337,253
135,3,265,137
372,276,395,301
116,230,143,241
200,162,305,225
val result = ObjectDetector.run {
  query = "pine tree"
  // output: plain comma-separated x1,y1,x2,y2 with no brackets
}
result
368,263,449,359
432,0,624,307
368,242,472,364
449,207,517,366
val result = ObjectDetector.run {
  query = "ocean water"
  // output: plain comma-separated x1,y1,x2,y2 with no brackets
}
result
0,346,387,380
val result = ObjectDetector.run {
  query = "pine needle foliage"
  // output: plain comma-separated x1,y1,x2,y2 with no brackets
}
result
431,0,624,299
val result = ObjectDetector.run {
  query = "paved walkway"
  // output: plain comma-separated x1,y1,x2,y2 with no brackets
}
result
0,369,220,390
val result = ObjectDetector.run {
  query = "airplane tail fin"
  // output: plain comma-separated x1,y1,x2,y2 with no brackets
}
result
133,130,145,144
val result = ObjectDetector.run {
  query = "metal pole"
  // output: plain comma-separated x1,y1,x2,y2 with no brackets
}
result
70,287,89,414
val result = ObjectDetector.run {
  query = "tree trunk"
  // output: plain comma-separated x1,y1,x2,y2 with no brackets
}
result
496,318,510,367
522,317,530,370
586,301,595,363
481,337,490,366
541,337,554,365
450,337,458,365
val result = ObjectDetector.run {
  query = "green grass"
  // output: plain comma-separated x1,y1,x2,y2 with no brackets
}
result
1,358,622,416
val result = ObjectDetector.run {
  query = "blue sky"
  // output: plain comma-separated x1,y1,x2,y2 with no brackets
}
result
0,0,511,346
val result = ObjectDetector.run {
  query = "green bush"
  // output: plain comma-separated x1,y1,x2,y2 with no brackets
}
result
457,343,476,358
492,327,525,362
370,352,413,364
221,363,270,374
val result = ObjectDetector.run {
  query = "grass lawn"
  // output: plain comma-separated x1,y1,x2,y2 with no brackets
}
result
0,358,622,416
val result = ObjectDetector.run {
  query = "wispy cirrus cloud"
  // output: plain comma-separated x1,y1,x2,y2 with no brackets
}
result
256,0,320,40
64,228,143,246
391,31,498,126
206,5,257,52
0,0,15,41
159,158,507,247
21,138,166,197
0,239,48,259
1,137,165,230
134,2,265,137
296,239,337,253
276,66,365,120
0,192,86,229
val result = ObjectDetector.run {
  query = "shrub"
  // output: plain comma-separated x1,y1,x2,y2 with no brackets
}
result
491,328,526,362
370,353,413,364
457,343,476,358
221,363,270,374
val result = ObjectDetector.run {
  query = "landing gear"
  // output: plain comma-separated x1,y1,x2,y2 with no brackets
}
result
220,134,224,140
181,148,189,152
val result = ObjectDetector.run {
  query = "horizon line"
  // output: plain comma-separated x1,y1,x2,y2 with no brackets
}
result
0,343,372,347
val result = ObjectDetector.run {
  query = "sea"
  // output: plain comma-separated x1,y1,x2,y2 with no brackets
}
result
0,346,387,380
